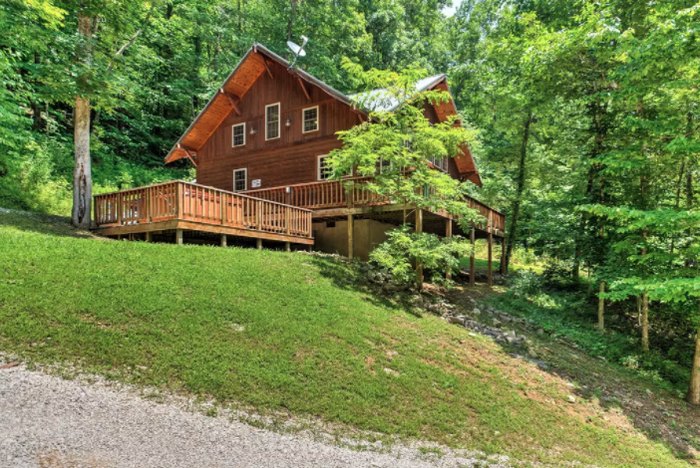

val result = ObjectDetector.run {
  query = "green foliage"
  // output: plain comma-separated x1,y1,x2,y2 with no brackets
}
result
489,288,690,393
370,226,470,286
508,270,543,298
329,61,482,230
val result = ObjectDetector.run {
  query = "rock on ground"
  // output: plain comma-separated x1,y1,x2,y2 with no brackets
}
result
0,364,509,468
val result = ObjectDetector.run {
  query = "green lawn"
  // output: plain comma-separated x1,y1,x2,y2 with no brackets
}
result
0,210,690,467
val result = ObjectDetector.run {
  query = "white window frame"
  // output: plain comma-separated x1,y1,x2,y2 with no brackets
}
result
265,102,281,141
231,122,246,147
317,154,332,181
233,168,247,192
302,105,319,134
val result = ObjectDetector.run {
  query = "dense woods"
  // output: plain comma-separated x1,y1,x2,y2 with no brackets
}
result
1,0,698,402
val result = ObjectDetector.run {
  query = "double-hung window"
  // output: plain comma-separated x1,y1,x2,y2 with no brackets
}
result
317,155,333,180
265,103,280,140
302,106,319,133
233,168,247,192
232,123,246,147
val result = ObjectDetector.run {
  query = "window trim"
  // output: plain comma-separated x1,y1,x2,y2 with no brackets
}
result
317,154,332,181
233,168,247,192
231,122,246,147
265,102,281,141
302,105,319,134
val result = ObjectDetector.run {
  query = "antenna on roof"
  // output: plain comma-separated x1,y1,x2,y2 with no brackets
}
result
286,36,308,69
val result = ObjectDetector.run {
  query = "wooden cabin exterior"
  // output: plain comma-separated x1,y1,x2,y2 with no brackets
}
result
93,43,505,280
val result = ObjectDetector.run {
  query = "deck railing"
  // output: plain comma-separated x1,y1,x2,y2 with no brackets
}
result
93,181,313,238
244,178,506,234
242,177,386,210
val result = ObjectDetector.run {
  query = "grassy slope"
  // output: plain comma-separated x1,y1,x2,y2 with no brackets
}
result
0,210,689,467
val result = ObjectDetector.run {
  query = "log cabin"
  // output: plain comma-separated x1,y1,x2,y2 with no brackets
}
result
93,43,506,281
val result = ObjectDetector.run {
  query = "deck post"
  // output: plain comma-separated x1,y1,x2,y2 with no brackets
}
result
220,234,227,247
256,238,263,250
415,208,424,288
175,229,183,245
469,226,476,286
487,232,493,287
145,231,152,242
347,213,354,259
445,218,453,280
285,241,291,252
500,238,507,274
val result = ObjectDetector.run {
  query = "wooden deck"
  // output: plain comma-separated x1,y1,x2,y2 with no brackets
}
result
93,181,313,244
243,177,506,237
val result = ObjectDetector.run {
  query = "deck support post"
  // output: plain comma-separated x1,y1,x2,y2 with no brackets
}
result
487,232,493,287
347,213,354,259
445,218,453,281
500,238,507,274
175,229,183,245
145,232,152,242
220,234,227,247
256,238,263,250
415,208,424,288
285,241,291,252
469,227,476,286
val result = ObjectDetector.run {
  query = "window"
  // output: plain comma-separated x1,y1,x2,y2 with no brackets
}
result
265,103,280,140
302,106,319,133
317,155,333,180
233,168,247,192
430,156,448,172
232,123,246,147
376,157,391,174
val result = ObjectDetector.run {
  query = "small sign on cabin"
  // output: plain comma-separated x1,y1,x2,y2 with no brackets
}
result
251,179,262,188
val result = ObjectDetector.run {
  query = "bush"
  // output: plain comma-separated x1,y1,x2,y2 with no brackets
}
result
508,270,543,298
542,258,577,288
370,225,470,287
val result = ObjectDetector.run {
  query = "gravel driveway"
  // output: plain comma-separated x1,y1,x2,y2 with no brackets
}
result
0,364,508,467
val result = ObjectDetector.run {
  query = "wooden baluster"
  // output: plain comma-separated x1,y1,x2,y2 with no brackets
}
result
117,193,123,225
220,192,225,224
255,200,261,230
176,182,183,219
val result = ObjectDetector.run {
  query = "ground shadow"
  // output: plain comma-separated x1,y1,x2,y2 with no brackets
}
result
303,253,427,318
0,209,98,240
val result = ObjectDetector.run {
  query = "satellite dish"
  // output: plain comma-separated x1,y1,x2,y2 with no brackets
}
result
287,36,308,68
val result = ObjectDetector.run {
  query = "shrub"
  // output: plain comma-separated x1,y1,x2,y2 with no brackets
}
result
369,225,470,287
508,270,543,298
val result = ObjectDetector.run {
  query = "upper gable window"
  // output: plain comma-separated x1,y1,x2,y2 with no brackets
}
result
232,123,246,147
302,106,319,133
265,103,280,140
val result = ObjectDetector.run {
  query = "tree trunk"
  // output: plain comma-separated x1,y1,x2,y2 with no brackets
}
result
287,0,297,41
72,14,93,228
597,281,605,330
72,96,92,228
415,208,423,289
688,303,700,405
641,292,649,352
504,110,532,270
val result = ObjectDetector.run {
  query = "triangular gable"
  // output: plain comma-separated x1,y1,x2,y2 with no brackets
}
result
164,43,481,186
164,44,355,164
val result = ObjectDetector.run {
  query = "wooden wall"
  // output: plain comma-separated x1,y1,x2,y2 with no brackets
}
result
197,60,359,191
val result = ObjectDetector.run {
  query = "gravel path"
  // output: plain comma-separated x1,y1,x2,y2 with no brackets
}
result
0,364,508,468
